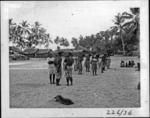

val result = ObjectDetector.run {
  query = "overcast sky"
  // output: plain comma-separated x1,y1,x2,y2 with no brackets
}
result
3,1,140,49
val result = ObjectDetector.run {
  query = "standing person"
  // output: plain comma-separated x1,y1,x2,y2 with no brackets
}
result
47,53,56,84
91,55,98,76
137,62,140,71
54,52,62,86
98,55,102,69
63,52,74,86
131,60,135,67
101,54,107,73
78,54,83,74
84,54,90,72
106,55,111,69
74,56,78,71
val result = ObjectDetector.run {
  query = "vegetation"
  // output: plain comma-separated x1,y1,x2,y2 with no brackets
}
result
71,8,140,56
54,36,69,47
9,20,52,50
9,8,139,56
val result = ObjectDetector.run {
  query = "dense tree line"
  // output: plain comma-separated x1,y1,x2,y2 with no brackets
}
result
71,8,140,55
9,20,70,50
9,20,52,50
9,8,139,55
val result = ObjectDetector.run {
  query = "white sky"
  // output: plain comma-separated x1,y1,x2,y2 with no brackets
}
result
3,1,141,49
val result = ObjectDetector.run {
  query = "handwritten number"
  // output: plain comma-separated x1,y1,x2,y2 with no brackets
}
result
106,109,132,116
112,110,115,114
107,110,110,115
123,110,127,115
128,110,132,115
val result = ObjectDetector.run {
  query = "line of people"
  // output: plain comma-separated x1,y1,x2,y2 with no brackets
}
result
73,53,111,76
47,52,111,86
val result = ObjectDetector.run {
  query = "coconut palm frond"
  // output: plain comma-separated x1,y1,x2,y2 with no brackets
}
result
49,39,53,44
122,12,133,17
130,8,140,15
122,21,135,28
121,16,133,19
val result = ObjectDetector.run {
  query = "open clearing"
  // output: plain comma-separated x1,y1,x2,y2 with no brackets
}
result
9,56,140,108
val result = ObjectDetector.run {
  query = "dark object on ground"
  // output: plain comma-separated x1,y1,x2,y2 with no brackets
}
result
54,95,74,105
137,82,140,90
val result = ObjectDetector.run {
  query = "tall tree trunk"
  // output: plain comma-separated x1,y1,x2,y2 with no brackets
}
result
120,30,126,56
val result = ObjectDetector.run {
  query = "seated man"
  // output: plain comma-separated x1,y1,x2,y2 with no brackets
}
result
120,60,125,67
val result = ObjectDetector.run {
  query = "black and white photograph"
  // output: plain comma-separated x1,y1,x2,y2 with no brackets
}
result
1,0,149,117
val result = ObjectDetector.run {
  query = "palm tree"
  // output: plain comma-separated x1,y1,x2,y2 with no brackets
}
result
109,26,118,48
122,8,140,53
19,20,31,43
54,36,60,44
61,38,69,47
71,37,79,48
9,18,18,41
46,34,53,48
113,13,126,55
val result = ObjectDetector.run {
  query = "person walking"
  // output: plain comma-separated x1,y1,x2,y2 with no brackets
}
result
47,53,56,84
54,52,62,86
63,52,74,86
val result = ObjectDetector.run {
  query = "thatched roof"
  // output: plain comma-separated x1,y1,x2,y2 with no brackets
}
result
75,45,89,51
36,49,52,54
9,46,22,53
59,48,74,52
23,48,39,54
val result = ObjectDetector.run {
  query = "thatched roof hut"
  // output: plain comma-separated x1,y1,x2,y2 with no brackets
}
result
35,49,52,58
9,46,23,54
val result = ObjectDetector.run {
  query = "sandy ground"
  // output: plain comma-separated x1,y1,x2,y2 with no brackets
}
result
9,56,140,108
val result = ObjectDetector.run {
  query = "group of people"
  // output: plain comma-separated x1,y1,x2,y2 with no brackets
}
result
120,60,135,67
47,52,62,86
74,53,111,76
47,52,111,86
120,60,140,71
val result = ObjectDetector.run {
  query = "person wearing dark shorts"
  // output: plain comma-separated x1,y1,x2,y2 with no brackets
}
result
54,52,62,86
64,52,74,86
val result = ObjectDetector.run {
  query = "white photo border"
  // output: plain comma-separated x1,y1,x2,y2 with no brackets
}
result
1,0,149,117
